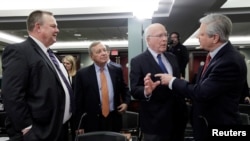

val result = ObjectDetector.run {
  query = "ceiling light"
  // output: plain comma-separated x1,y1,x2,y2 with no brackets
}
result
0,31,24,43
132,0,160,19
51,40,128,49
74,33,82,37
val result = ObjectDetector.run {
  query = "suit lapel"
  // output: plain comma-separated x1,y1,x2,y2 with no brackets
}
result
28,37,61,83
199,42,233,81
28,38,57,73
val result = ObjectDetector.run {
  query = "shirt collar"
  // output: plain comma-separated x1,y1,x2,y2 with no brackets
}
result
209,41,228,59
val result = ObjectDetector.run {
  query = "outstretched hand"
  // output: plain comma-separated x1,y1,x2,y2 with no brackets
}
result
144,73,161,95
154,73,173,85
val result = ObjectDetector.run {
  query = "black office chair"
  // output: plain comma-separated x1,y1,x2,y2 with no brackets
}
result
240,112,250,125
239,104,250,116
76,131,127,141
121,111,142,141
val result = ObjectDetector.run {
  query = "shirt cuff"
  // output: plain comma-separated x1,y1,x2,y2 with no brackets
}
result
168,77,176,90
144,90,152,101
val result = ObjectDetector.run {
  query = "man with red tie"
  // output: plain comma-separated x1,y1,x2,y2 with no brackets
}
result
149,14,247,141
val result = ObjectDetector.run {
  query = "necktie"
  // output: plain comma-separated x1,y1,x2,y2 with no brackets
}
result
202,54,211,75
157,54,168,73
100,68,110,117
47,49,74,112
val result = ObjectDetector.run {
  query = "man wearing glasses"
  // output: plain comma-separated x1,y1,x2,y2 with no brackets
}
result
130,23,187,141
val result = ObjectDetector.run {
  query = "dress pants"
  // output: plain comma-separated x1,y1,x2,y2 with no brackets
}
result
57,122,70,141
143,133,171,141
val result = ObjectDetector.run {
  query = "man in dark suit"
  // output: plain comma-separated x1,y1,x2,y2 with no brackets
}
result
153,14,247,141
74,41,131,134
1,10,72,141
105,44,122,68
168,32,189,78
130,23,187,141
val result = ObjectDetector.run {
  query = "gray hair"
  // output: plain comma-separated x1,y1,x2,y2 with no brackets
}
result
88,41,102,55
199,13,232,42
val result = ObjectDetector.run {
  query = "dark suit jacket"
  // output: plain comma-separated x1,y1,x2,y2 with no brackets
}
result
108,60,122,68
172,42,247,140
1,37,66,141
169,43,189,77
74,63,130,132
130,49,187,139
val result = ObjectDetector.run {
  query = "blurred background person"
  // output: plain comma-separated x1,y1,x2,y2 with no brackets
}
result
62,55,77,141
62,55,77,85
168,32,189,78
105,44,122,68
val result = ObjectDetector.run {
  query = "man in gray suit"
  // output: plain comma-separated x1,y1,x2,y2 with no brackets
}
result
2,10,72,141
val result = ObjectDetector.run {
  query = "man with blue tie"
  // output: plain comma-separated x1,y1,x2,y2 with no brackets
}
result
130,23,187,141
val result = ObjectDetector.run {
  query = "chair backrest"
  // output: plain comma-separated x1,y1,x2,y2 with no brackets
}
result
122,111,139,131
240,112,250,125
76,131,127,141
239,104,250,116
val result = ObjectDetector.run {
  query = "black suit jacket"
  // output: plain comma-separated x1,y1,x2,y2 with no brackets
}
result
172,42,247,140
74,63,130,132
169,43,189,77
130,49,187,139
1,37,66,141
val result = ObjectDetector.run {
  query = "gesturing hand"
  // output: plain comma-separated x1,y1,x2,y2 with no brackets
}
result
144,73,160,95
154,73,173,85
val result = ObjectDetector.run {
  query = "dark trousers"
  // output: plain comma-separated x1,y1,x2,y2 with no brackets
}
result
99,111,120,132
143,133,171,141
57,122,70,141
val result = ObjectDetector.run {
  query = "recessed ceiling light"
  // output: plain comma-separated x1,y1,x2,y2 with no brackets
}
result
74,33,81,37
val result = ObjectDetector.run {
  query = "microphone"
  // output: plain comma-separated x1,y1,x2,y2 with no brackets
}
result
75,112,87,141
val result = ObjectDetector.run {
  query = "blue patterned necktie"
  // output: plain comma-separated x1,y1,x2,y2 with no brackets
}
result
47,49,74,112
157,54,168,73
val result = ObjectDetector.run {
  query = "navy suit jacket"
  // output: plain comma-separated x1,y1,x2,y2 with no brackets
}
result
173,42,247,140
130,49,187,138
2,37,66,141
74,63,130,132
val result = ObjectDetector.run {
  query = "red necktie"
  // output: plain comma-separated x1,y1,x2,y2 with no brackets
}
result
202,54,211,75
100,68,110,117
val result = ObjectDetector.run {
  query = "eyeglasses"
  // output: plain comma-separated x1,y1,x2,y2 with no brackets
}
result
148,33,168,38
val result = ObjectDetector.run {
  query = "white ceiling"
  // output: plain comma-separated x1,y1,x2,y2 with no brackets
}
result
0,0,250,52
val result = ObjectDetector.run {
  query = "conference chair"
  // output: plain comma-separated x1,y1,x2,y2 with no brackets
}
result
0,112,6,132
76,131,127,141
121,111,142,141
240,112,250,125
239,104,250,116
